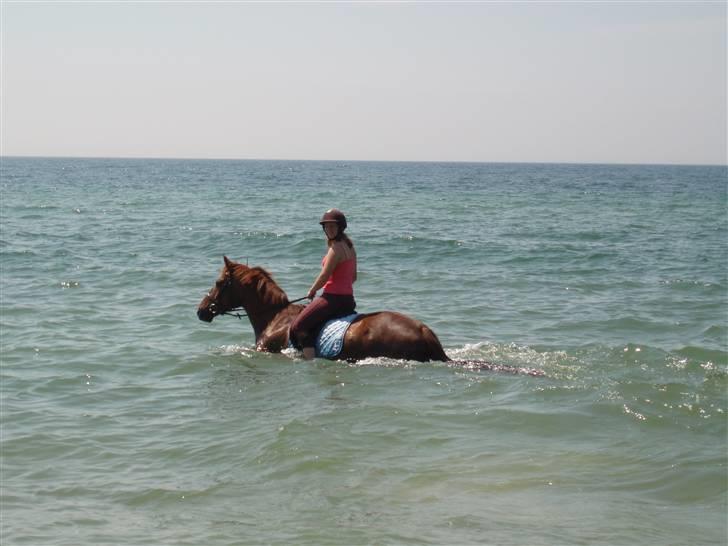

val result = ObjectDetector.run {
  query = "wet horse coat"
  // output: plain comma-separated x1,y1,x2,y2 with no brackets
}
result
197,257,544,375
197,257,449,362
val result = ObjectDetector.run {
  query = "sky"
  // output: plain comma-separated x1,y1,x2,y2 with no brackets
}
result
1,1,726,165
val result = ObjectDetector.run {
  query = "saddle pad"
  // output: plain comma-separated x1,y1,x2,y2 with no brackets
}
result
315,313,359,359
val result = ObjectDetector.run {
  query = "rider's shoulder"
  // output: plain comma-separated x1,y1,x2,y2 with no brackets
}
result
331,241,353,259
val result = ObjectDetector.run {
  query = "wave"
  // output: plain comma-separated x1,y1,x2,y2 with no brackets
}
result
673,346,727,366
208,338,726,380
203,337,727,439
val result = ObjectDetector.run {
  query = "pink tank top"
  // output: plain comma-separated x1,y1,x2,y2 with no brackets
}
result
323,257,356,295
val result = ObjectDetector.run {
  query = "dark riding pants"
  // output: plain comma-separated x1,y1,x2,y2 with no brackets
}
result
289,293,356,349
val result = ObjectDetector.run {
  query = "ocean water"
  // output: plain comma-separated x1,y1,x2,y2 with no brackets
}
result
1,157,726,546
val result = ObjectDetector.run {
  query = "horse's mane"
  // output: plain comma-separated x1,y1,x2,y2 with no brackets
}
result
231,264,289,307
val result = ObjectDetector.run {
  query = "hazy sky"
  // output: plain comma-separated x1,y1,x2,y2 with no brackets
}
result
2,2,726,164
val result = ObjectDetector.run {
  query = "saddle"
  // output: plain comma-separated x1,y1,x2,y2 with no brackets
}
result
289,313,359,358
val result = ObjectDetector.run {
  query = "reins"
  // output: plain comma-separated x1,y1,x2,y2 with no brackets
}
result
220,296,309,320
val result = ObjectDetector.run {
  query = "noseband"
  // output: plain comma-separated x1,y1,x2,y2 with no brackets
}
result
207,275,245,318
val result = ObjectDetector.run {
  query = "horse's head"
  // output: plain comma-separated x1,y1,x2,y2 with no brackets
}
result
197,256,245,322
197,256,290,323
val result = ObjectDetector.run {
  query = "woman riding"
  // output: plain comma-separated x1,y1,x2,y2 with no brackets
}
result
290,208,357,359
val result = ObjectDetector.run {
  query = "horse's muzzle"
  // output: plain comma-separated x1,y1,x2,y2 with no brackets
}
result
197,307,215,322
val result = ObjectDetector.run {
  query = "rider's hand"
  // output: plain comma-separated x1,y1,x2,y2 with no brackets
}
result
307,288,316,300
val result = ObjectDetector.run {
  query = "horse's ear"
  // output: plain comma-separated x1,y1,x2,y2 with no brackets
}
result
223,255,233,269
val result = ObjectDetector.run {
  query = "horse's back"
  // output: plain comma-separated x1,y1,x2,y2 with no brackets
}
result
341,311,448,362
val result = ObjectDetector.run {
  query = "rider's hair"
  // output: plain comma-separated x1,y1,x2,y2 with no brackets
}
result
328,232,354,249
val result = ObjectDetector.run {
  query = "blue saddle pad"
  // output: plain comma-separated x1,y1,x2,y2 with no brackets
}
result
315,313,359,359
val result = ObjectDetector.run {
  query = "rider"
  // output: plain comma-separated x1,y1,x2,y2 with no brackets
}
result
290,208,357,359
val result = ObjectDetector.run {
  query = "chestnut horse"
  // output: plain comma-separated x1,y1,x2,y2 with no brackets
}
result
197,257,543,375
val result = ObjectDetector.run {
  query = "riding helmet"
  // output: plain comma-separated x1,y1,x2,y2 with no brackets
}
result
319,208,347,231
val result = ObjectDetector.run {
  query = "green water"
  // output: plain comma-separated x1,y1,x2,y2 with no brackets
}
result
1,158,726,545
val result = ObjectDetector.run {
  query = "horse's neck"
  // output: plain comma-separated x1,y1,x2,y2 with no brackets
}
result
230,268,291,340
256,304,304,350
247,307,279,340
238,290,291,341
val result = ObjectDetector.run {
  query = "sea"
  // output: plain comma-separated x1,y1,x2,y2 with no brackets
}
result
1,157,726,546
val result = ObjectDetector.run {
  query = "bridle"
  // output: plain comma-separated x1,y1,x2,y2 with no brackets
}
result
207,274,307,320
207,274,244,319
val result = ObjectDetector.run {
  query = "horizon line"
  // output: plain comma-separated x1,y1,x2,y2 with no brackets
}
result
1,154,726,169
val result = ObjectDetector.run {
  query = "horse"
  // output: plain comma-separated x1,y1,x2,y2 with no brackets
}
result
197,257,544,376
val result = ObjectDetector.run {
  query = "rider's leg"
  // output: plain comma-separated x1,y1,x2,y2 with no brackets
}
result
289,296,330,357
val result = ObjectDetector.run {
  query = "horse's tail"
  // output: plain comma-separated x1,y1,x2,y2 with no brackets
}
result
444,358,545,376
421,326,537,374
435,334,545,377
422,326,538,376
